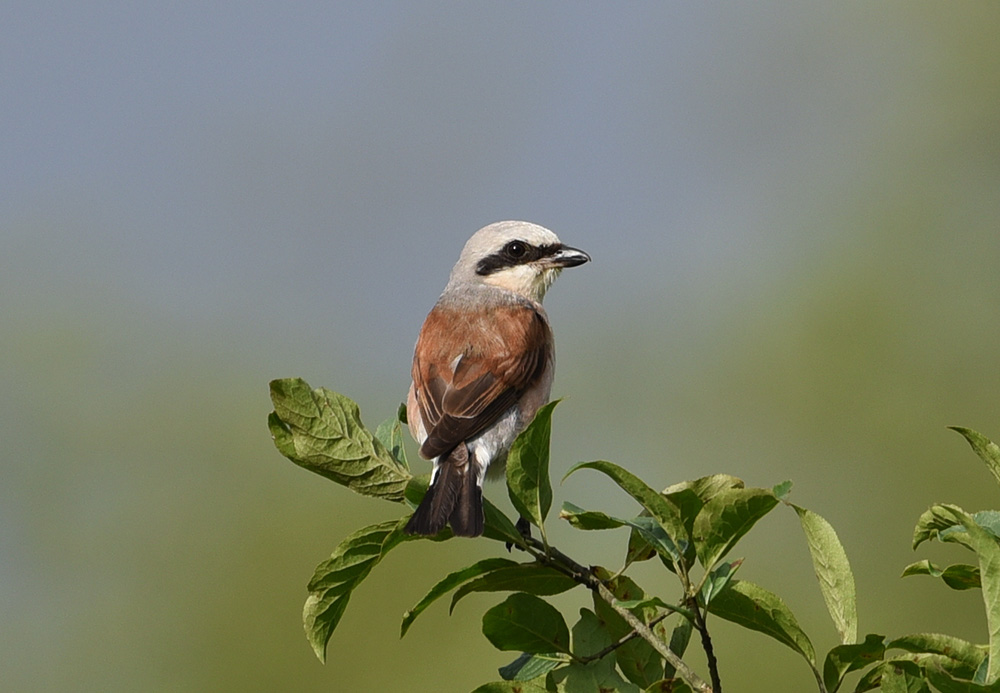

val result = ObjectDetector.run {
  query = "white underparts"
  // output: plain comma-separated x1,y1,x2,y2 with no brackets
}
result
429,404,521,487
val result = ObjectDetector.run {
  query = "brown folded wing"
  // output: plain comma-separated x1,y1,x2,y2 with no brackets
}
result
412,302,550,460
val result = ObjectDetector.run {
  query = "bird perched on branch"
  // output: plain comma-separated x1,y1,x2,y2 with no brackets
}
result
404,220,589,537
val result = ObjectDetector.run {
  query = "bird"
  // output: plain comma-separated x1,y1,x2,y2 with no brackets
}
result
403,220,590,537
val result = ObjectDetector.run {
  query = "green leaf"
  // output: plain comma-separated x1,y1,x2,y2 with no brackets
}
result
924,667,1000,693
559,502,626,531
483,593,571,654
401,557,518,638
615,595,675,612
303,518,414,662
471,681,551,693
939,504,1000,683
268,378,409,501
565,461,688,557
616,476,745,573
549,609,641,693
951,427,1000,490
404,474,430,509
374,408,409,471
662,474,746,503
644,681,694,693
498,652,571,681
451,562,578,612
823,634,886,693
693,487,779,570
773,479,793,501
887,633,986,679
913,504,977,551
506,400,560,534
590,574,662,689
624,516,684,564
615,632,665,690
663,618,693,680
707,579,816,665
976,511,1000,541
700,559,743,605
663,474,745,530
875,660,932,693
483,499,526,546
793,505,858,644
901,560,982,590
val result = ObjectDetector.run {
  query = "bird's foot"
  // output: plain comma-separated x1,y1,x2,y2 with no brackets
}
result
505,516,534,552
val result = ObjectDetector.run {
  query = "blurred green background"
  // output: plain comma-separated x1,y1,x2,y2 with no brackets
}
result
4,3,1000,691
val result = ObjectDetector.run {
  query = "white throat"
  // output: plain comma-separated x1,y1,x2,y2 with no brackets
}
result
482,265,561,303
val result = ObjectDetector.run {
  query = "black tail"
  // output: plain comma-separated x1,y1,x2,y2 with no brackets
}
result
405,445,484,537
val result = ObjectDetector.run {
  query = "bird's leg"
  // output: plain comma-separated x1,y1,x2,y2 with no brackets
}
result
505,516,533,552
516,515,532,540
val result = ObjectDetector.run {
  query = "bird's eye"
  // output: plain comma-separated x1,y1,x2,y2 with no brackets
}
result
504,241,528,259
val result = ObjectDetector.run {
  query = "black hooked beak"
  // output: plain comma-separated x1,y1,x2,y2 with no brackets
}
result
547,244,591,268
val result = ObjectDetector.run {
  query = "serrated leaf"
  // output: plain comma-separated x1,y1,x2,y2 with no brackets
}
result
269,378,409,501
507,400,560,534
793,505,858,644
693,487,779,569
951,427,1000,491
482,593,571,654
887,633,986,679
823,634,886,693
451,562,577,612
939,504,1000,683
707,579,816,665
565,461,688,558
303,518,415,662
401,557,518,637
559,502,626,531
498,652,571,681
901,560,982,590
471,681,551,693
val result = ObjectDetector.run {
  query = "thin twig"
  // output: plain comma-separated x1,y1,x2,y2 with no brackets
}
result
521,536,713,693
576,612,672,664
690,597,722,693
595,582,712,693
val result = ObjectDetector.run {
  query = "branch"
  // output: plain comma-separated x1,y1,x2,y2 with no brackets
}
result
521,536,713,693
576,612,671,664
690,597,722,693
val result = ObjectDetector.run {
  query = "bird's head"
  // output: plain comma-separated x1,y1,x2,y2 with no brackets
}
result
447,220,590,303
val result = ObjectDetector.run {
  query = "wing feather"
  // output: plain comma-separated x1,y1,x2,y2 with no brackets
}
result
412,301,550,459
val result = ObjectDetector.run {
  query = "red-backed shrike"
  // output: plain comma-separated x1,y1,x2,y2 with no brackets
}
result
404,221,590,537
